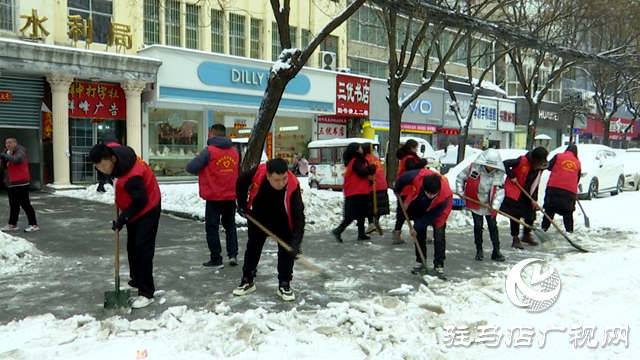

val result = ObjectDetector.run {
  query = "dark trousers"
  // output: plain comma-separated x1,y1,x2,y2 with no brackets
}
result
8,185,37,226
541,206,574,233
510,214,534,237
205,200,238,262
367,215,380,225
335,217,365,237
505,199,536,237
415,225,446,267
126,204,161,299
394,195,407,231
242,223,294,284
472,213,499,247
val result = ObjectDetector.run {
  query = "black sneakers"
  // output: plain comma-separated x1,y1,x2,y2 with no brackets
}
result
229,257,238,266
202,260,224,269
233,279,256,296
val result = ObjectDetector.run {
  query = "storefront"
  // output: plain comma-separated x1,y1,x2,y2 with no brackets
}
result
368,79,444,151
68,81,127,183
0,73,45,189
1,38,159,189
514,100,567,150
584,113,639,148
317,73,370,141
442,93,502,149
498,99,516,149
139,45,336,179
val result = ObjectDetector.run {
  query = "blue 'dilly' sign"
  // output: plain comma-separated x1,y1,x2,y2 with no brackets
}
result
197,62,311,95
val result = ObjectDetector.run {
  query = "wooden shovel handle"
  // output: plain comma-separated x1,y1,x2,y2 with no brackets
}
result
458,193,534,230
396,195,427,264
513,181,568,236
114,203,120,279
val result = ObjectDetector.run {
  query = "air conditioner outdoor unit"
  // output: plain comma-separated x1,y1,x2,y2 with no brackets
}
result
337,68,351,73
320,51,337,71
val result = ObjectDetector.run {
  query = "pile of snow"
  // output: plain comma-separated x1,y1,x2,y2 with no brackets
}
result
436,145,483,165
1,235,637,358
0,231,41,275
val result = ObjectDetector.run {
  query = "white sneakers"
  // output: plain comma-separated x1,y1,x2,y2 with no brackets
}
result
0,225,40,232
131,296,154,309
233,281,256,296
24,225,40,233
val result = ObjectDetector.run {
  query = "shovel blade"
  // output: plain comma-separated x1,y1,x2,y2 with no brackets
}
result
104,288,131,309
533,228,551,244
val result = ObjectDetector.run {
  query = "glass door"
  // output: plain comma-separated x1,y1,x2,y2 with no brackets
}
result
70,119,125,183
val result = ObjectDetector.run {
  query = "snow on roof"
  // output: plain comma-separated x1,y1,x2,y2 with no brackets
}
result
308,138,379,147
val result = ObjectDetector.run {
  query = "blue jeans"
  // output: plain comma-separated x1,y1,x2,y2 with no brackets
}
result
205,200,238,262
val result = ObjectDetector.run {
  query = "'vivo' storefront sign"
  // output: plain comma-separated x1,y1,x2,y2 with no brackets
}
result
197,62,311,95
401,92,433,114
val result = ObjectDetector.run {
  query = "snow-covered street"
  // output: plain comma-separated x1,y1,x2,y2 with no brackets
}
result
0,186,637,359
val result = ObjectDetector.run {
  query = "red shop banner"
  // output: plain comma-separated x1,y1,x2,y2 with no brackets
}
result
68,82,127,120
266,132,273,160
336,74,370,117
587,116,638,140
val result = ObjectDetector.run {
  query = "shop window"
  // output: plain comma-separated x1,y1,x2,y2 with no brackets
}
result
274,117,311,166
211,9,223,53
142,0,159,45
148,108,204,177
185,4,200,49
250,18,262,59
229,13,245,56
0,0,14,31
67,0,113,44
164,0,180,46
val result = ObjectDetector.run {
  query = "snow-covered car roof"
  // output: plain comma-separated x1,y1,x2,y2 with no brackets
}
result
308,138,379,148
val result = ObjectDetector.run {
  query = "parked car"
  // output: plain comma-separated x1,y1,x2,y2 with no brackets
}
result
544,144,625,200
443,149,528,209
613,148,640,190
384,137,438,168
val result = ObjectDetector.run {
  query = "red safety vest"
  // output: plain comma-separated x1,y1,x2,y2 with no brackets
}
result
464,164,497,217
504,156,541,206
397,154,420,197
547,151,581,194
247,163,300,231
343,157,371,197
6,148,30,184
198,145,239,201
403,169,453,228
114,156,161,222
365,153,388,191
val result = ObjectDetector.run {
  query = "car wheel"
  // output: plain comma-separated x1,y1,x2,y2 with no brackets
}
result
586,178,598,200
636,181,639,191
611,176,624,196
309,181,318,189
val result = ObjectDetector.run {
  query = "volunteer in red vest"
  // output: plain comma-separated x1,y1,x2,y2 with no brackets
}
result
187,124,240,269
501,147,549,249
0,137,39,233
393,140,428,244
89,142,161,309
456,149,506,262
395,169,453,276
362,143,390,235
542,144,581,233
233,158,304,301
331,143,377,242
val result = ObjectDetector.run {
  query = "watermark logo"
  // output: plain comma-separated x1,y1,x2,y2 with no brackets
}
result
506,258,561,312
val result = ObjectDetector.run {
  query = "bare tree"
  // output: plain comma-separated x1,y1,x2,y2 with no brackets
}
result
439,37,510,163
559,93,588,143
621,87,640,149
497,0,589,149
242,0,367,170
379,0,508,185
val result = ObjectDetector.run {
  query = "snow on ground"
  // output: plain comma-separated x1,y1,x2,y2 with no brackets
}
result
0,231,41,275
0,233,637,359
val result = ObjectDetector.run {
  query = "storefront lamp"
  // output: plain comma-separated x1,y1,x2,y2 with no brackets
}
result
279,126,299,131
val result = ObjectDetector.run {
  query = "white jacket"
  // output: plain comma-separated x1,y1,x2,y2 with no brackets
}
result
456,149,506,216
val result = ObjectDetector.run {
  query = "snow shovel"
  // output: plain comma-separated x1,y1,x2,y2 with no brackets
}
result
367,143,383,236
514,182,589,252
457,194,551,244
104,204,131,309
245,214,331,280
396,195,431,278
576,199,590,228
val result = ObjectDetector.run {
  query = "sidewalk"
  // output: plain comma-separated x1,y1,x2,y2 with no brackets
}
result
0,193,581,325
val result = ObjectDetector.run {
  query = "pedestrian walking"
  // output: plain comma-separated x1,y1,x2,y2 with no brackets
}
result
456,148,506,261
331,143,376,242
542,144,581,233
233,158,305,301
89,142,161,309
0,137,39,233
186,124,240,269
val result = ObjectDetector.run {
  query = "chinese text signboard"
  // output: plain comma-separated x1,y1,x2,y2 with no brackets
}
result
336,74,370,117
369,120,437,134
266,132,273,160
43,111,53,139
0,91,12,102
498,100,516,132
68,82,126,120
317,116,347,140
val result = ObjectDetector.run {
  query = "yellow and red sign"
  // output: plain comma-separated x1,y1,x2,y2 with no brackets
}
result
266,132,273,160
0,91,11,102
43,111,53,139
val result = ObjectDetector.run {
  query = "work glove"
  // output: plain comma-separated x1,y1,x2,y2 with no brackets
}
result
112,220,123,231
368,164,376,174
0,153,6,160
237,207,247,219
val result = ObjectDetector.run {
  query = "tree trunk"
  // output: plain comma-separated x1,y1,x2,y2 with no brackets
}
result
526,102,540,150
386,86,402,187
602,118,611,146
242,76,289,171
457,124,470,163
